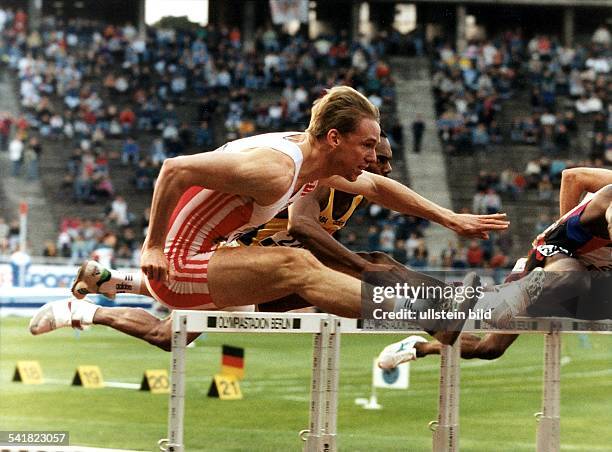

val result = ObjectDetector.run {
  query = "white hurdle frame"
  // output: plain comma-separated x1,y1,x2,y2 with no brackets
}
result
426,318,612,452
159,313,612,452
158,311,337,452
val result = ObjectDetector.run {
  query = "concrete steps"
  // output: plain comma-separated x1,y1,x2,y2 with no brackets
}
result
390,56,456,258
0,71,57,254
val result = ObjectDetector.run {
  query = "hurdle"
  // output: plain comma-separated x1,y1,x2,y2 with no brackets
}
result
157,311,340,452
428,318,612,452
158,312,612,451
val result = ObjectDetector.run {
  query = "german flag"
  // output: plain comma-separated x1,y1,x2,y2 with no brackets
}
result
221,345,245,380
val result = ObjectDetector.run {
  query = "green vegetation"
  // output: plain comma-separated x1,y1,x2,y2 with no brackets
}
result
1,317,610,451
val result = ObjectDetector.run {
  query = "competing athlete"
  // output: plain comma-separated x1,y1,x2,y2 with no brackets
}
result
378,167,612,368
29,86,509,346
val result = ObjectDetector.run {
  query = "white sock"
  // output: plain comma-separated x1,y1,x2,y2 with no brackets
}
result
98,269,143,295
71,298,100,325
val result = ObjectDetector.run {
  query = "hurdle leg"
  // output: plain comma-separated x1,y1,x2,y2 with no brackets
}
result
536,331,561,452
303,318,332,452
321,318,341,451
161,314,188,452
431,339,461,452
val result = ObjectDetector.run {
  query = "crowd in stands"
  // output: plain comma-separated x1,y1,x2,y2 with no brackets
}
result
0,7,407,264
434,27,611,261
48,205,149,267
339,201,513,272
432,26,611,160
447,26,610,271
431,34,514,153
1,6,607,271
512,29,611,161
342,204,432,268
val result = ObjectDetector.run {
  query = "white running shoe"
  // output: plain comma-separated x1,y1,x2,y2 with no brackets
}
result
29,297,99,335
377,335,428,370
71,260,115,299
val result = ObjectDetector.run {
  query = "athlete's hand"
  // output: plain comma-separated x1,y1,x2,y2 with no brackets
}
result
141,246,170,282
448,212,509,239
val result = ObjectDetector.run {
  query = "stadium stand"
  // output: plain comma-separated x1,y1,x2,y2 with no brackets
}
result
441,28,610,265
0,8,428,266
0,4,609,272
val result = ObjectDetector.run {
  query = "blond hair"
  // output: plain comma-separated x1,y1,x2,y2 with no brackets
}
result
306,86,379,139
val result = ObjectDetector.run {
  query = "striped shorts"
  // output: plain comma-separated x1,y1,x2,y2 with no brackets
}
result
146,186,253,309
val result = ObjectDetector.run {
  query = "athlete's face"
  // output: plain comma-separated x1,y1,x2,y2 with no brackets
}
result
331,118,380,182
367,137,392,177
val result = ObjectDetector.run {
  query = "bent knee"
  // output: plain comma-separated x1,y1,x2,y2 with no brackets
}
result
279,247,323,273
277,248,325,290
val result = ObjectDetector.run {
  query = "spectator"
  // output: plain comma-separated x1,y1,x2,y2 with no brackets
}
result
466,240,484,267
483,188,502,214
410,241,429,267
439,241,457,268
575,93,602,114
471,123,490,149
0,217,9,253
42,240,58,257
0,112,12,151
538,175,554,201
24,136,42,180
8,135,23,176
592,24,611,48
149,137,167,165
195,121,214,148
411,114,425,153
591,132,606,160
404,232,421,259
378,224,396,253
119,106,136,134
74,151,94,203
92,233,116,268
367,225,380,251
392,239,408,264
121,136,140,166
107,195,129,226
70,233,89,263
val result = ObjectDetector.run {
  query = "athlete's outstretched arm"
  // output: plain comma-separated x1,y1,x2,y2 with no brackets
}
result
323,174,509,239
559,168,612,215
142,148,295,282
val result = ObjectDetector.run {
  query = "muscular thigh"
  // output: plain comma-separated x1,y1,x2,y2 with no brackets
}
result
207,246,315,308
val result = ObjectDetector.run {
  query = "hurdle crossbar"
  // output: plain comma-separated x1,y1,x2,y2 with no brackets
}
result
159,312,612,452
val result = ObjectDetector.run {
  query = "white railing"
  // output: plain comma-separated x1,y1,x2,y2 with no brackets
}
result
158,311,612,452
